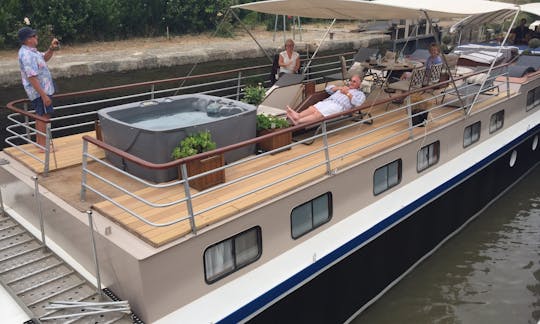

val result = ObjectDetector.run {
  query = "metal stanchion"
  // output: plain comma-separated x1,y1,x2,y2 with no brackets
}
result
0,186,4,216
86,210,103,297
32,176,47,250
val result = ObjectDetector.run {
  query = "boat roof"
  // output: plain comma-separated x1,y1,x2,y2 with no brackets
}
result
450,3,540,33
232,0,515,20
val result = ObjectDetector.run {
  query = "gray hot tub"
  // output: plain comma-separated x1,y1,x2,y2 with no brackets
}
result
98,94,257,182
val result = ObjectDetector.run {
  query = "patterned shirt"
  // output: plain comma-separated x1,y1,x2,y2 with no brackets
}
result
18,45,55,101
324,84,366,111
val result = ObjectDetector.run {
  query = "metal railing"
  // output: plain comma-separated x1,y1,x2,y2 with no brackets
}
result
76,66,511,236
5,52,354,175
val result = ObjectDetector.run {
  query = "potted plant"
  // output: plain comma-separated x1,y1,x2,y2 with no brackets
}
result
242,83,266,106
171,131,225,191
256,114,292,153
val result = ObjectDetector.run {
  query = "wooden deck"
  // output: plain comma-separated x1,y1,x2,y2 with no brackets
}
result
3,89,510,248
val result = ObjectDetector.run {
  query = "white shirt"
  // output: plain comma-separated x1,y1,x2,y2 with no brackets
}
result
279,51,299,74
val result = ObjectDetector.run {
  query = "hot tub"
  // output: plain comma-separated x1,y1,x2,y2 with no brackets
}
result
98,94,257,182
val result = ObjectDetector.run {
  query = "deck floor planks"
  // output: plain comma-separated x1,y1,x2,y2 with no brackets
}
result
8,88,516,247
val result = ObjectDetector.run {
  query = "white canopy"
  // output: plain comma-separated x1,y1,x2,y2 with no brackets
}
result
450,3,540,33
232,0,516,20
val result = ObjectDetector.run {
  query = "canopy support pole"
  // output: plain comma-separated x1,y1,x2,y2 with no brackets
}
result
465,8,519,116
423,10,466,110
230,9,274,63
302,18,337,75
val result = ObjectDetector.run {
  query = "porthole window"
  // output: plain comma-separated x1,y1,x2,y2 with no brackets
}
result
533,135,538,151
509,150,517,167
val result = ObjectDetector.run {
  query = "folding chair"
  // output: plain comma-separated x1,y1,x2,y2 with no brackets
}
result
384,68,425,109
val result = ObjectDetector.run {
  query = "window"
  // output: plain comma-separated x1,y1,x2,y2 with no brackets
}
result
526,87,540,111
291,192,332,239
464,121,481,148
373,159,402,195
204,227,262,283
417,141,440,172
489,110,504,133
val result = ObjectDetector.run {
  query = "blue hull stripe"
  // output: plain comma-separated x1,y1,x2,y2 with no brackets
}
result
219,124,540,323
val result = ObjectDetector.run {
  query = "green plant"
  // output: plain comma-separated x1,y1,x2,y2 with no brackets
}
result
242,84,266,105
256,114,289,131
171,130,217,159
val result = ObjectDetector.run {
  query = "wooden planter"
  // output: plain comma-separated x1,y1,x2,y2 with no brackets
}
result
179,154,225,191
257,128,292,154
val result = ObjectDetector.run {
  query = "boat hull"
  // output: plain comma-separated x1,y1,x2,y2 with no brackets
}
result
232,126,540,323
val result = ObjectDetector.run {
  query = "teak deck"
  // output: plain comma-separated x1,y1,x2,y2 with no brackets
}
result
3,91,508,247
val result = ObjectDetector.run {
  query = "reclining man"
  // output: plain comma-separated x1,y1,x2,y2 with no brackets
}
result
287,74,366,125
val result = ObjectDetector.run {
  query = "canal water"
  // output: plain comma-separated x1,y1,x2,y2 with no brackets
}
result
1,59,539,323
353,165,540,324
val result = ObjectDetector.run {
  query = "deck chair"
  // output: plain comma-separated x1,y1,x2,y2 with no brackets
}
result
508,54,540,77
440,69,501,107
426,63,443,85
384,68,426,109
324,56,348,85
292,90,373,145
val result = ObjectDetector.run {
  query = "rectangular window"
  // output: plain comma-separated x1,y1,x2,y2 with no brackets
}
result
526,87,540,111
204,227,262,283
489,110,504,133
417,141,440,172
373,159,402,195
291,193,332,239
464,121,481,148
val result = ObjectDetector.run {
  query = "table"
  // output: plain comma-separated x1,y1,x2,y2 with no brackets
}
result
348,60,423,85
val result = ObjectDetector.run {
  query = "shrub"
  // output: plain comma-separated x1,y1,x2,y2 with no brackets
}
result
256,114,289,131
242,84,266,105
171,131,217,159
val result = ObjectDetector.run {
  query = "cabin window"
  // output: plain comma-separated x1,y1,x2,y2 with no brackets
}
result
489,110,504,133
417,141,440,172
464,121,481,148
373,159,402,195
204,227,262,284
291,192,332,239
526,87,540,111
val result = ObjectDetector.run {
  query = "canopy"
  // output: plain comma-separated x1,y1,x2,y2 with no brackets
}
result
450,3,540,33
232,0,516,20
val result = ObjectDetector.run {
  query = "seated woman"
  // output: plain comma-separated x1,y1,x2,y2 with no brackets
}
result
401,43,442,80
287,74,365,125
279,39,301,75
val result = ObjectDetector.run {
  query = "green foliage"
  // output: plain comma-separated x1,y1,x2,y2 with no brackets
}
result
0,0,236,49
171,131,217,159
528,38,540,49
256,114,290,131
241,84,266,105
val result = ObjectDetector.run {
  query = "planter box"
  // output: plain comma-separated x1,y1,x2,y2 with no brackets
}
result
179,154,225,191
257,129,292,154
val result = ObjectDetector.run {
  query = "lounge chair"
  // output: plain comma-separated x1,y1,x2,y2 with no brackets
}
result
440,68,501,107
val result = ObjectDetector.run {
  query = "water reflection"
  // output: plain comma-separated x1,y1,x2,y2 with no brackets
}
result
353,166,540,324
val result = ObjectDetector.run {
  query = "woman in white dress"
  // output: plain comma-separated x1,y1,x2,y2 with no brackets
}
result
278,39,300,75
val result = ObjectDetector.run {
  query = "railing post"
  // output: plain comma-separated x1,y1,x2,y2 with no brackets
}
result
406,97,414,139
0,186,4,217
321,122,332,175
236,71,242,101
86,210,103,297
150,84,155,100
80,140,88,201
43,123,51,176
179,163,197,234
32,176,47,251
506,66,510,98
23,102,30,141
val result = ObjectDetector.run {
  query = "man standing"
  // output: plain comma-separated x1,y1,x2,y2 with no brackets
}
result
17,26,59,147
